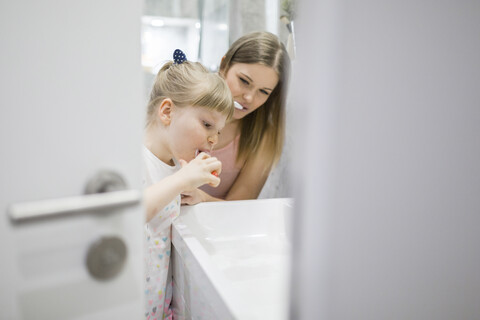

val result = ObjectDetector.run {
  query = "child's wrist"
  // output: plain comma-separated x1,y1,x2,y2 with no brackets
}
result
173,170,191,193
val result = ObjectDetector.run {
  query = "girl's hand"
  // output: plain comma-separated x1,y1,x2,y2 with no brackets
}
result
177,152,221,192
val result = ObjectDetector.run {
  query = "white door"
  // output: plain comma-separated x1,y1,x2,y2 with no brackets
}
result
0,1,144,319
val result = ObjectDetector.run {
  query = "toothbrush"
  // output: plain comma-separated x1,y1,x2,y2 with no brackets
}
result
234,101,244,110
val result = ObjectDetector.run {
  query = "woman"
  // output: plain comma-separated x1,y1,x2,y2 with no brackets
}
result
181,31,291,204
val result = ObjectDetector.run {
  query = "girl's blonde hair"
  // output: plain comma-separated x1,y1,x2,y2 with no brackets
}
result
219,31,291,167
146,61,234,127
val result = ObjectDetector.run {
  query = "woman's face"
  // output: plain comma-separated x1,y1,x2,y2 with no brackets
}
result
223,63,279,120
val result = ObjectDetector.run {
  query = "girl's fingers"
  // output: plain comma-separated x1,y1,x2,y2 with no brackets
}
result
206,162,222,175
190,155,221,174
194,152,219,164
208,176,221,187
187,155,222,181
198,156,219,165
205,156,218,163
196,151,212,160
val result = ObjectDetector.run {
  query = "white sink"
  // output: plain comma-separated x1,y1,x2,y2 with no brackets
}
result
171,198,293,319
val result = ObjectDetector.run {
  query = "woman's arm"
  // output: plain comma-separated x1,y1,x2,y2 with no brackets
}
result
224,139,273,200
181,188,224,205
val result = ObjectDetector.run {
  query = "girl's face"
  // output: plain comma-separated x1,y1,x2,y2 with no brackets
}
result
223,63,279,120
169,105,227,161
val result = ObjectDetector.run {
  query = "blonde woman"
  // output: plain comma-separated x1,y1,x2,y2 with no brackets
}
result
181,31,291,204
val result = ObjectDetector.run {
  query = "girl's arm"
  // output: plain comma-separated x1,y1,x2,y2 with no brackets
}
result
144,173,187,222
181,140,272,204
145,153,221,221
181,137,275,205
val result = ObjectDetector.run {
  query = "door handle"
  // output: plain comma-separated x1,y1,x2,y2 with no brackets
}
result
8,189,141,222
8,170,141,223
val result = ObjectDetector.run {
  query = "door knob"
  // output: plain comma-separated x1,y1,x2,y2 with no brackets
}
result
84,170,128,194
86,236,127,281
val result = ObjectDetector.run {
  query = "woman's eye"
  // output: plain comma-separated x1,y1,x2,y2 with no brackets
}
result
239,77,249,85
203,121,212,128
260,89,270,96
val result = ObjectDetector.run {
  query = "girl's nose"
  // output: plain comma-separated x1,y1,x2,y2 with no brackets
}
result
208,134,218,146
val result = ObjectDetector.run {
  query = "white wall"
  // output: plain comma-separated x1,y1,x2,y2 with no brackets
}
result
291,0,480,319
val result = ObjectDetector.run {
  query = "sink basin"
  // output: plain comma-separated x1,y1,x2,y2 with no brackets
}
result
171,198,293,319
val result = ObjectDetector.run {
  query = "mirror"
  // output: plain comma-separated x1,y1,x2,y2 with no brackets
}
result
142,0,295,200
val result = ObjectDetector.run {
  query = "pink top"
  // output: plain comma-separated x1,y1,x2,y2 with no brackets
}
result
200,135,245,199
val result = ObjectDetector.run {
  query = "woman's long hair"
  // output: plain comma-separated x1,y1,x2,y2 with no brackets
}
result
220,31,291,168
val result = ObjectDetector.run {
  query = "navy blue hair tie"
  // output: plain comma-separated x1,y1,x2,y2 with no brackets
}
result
173,49,187,64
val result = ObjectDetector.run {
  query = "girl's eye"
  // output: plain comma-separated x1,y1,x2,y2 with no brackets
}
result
203,121,212,128
239,77,249,85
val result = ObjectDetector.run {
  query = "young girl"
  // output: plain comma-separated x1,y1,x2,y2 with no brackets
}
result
181,31,291,204
143,50,233,319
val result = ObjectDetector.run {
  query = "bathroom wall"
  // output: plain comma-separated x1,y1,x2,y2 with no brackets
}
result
199,0,230,71
229,0,266,41
144,0,198,18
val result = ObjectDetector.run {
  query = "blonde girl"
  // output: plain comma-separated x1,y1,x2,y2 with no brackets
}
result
143,50,233,319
